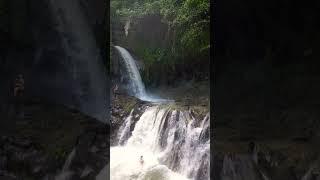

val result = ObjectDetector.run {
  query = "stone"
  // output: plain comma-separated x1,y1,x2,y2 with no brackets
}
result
32,166,42,174
0,156,8,170
101,143,107,148
90,146,98,153
80,166,94,178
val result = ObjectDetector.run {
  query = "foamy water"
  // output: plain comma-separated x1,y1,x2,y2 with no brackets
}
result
111,106,210,180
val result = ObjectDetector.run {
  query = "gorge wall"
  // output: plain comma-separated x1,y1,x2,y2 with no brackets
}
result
111,14,209,88
0,0,109,123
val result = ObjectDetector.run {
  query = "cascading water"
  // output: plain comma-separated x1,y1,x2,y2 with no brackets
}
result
113,27,208,180
114,46,147,98
111,106,210,180
118,109,134,145
114,46,171,103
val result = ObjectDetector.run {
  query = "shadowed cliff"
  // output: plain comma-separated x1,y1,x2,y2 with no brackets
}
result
0,0,109,124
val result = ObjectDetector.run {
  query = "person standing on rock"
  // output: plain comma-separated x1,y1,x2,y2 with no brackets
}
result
248,141,255,154
13,74,25,119
14,74,24,97
113,84,118,99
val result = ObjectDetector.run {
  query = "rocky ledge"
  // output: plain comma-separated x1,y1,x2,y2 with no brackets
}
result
213,140,320,180
110,91,210,146
0,100,108,180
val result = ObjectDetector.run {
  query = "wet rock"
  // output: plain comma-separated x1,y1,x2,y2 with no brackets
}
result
80,166,94,178
101,143,107,148
0,156,7,170
54,171,77,180
220,154,264,180
96,165,108,180
53,122,108,179
212,153,224,180
32,166,42,174
90,146,98,153
42,174,56,180
0,170,17,180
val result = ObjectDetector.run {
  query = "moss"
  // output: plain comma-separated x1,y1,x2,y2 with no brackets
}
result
115,95,139,114
157,102,208,124
123,100,137,113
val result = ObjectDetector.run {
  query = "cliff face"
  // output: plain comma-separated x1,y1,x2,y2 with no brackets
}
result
78,0,107,62
2,0,105,52
1,0,109,123
111,14,168,49
111,14,209,87
126,14,169,50
0,100,108,179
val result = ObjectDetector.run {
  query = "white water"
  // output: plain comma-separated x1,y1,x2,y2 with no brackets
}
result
114,46,172,103
111,106,210,180
118,109,134,145
114,46,147,98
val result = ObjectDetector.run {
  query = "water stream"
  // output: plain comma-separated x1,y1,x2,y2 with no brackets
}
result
114,46,172,103
111,107,210,180
112,45,209,179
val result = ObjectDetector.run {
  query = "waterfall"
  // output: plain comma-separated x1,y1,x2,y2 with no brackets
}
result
114,46,147,98
111,106,210,180
48,0,109,123
114,46,172,103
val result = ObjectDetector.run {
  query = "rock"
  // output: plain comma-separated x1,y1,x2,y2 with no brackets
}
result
80,166,94,178
220,154,266,180
15,138,32,148
32,166,42,174
51,123,108,179
42,174,55,180
0,170,17,180
0,135,55,178
54,171,76,180
90,146,98,153
96,164,108,180
0,156,7,170
101,143,107,148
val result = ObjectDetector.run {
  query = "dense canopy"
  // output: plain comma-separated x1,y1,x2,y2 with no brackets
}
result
111,0,210,62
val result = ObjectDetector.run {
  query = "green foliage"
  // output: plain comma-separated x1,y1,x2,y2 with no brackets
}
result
136,47,165,64
111,0,210,59
111,0,210,84
174,0,210,54
111,0,161,17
